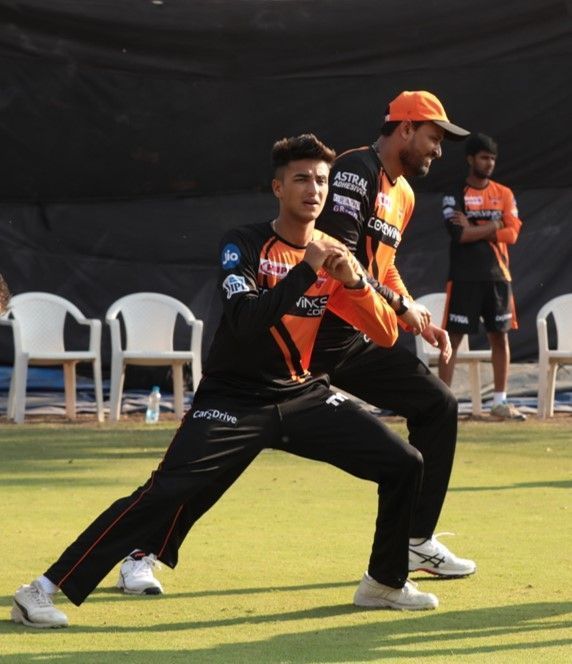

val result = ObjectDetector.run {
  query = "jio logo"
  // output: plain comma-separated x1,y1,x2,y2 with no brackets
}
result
221,243,241,269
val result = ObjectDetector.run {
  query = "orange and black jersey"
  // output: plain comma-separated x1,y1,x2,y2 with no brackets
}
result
203,221,397,399
443,180,522,282
314,145,415,350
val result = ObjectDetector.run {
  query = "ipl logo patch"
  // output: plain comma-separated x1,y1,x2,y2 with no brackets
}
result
222,274,249,299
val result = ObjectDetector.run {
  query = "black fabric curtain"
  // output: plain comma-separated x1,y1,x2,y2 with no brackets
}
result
0,0,570,375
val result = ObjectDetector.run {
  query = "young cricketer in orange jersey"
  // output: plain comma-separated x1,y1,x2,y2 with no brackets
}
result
12,134,439,628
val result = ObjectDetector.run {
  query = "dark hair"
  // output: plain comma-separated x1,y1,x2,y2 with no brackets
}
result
272,133,336,173
465,132,498,156
380,120,424,136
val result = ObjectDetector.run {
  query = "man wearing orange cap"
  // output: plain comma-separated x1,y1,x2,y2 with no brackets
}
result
110,92,476,595
310,90,477,578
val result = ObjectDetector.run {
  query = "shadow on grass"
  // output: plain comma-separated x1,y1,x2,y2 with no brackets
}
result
0,428,172,485
450,479,572,492
0,580,358,608
0,601,570,661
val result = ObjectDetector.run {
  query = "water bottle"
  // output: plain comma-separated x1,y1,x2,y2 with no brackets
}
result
145,386,161,424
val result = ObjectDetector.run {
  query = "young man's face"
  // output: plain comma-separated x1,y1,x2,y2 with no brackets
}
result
272,159,330,223
399,121,444,177
468,150,496,179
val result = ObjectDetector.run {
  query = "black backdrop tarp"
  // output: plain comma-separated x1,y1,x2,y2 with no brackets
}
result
1,188,570,371
0,0,571,377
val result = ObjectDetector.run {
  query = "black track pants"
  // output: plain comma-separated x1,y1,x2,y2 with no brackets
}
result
135,338,456,565
45,382,422,606
314,337,458,537
152,337,458,545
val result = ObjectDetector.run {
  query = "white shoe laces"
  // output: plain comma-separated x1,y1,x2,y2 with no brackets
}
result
133,555,162,575
28,583,54,607
430,532,456,556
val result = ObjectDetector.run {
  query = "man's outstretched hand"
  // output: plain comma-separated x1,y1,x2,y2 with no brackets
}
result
421,323,452,363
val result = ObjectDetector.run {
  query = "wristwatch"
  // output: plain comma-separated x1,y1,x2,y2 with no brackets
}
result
345,276,366,290
395,294,411,316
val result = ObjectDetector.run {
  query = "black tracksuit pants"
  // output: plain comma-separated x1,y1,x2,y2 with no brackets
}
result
134,336,457,558
315,336,458,537
45,381,422,606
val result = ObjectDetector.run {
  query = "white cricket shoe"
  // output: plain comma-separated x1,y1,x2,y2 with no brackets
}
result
490,401,527,421
353,572,438,610
11,582,69,628
117,553,164,595
409,534,476,577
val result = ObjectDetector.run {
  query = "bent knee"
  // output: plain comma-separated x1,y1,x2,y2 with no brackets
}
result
400,444,424,475
426,378,458,417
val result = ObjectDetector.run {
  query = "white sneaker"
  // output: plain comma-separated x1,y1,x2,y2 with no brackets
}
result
490,401,527,421
11,582,69,628
117,553,164,595
353,573,438,610
409,533,476,577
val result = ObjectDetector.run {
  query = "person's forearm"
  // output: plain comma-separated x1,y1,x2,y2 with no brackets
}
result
459,220,501,243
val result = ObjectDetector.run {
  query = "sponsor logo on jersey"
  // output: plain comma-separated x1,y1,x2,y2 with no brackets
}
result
464,195,483,206
332,193,361,220
259,258,293,279
333,204,359,220
375,191,392,212
221,243,241,269
222,274,250,299
442,195,456,207
332,170,368,196
495,312,512,322
326,392,348,407
333,193,360,210
193,408,238,425
366,216,402,248
290,294,329,317
449,313,469,325
466,209,503,222
443,206,455,219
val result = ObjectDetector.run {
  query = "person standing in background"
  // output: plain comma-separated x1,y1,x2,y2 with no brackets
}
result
439,133,525,420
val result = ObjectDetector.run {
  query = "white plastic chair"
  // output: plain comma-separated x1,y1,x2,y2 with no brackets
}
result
536,293,572,418
106,292,203,421
0,292,104,423
414,292,492,415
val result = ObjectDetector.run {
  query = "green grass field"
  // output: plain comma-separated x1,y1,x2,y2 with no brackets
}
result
0,418,570,662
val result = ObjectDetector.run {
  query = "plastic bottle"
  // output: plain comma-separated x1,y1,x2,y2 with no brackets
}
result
145,385,161,424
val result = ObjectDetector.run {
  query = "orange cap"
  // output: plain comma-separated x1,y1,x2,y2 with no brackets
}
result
385,90,469,140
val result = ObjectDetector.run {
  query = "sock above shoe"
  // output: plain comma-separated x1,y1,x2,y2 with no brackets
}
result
35,575,59,595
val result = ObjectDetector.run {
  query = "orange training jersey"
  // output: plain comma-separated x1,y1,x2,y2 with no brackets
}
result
443,179,522,282
203,221,397,399
314,145,415,351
